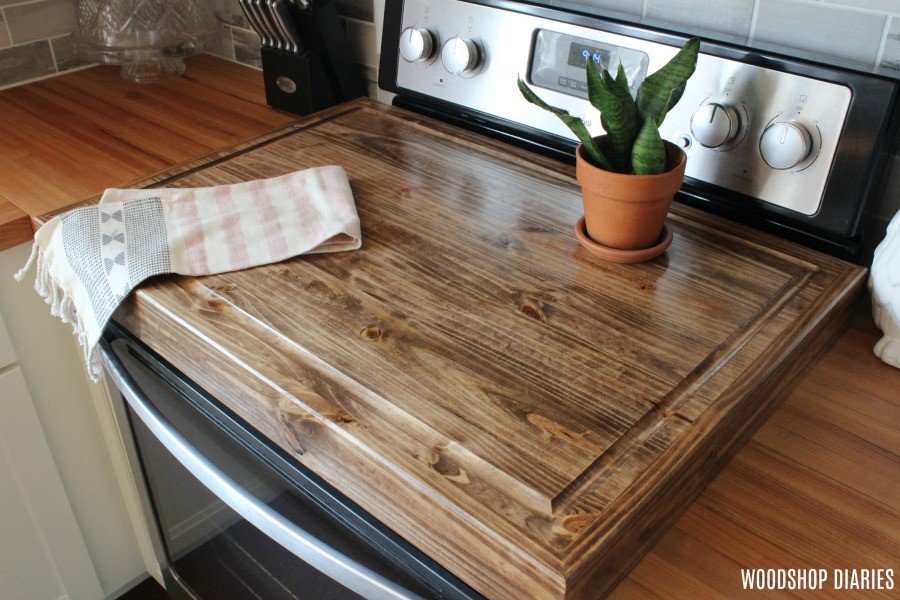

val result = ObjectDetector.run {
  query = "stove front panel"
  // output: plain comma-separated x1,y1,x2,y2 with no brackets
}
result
381,0,899,260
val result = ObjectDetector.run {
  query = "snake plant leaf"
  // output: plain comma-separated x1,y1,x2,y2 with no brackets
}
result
586,61,637,173
517,76,612,170
631,116,667,175
614,63,630,94
635,38,699,127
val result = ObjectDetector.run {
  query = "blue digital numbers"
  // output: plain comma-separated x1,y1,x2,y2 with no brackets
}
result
570,42,610,68
581,49,603,64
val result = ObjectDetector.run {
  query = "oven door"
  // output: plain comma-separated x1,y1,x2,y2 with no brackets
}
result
99,324,480,600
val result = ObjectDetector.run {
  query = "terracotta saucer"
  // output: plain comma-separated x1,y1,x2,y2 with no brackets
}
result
574,216,673,264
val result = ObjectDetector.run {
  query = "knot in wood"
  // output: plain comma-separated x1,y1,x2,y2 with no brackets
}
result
204,296,226,312
520,303,545,321
554,513,598,537
360,326,382,341
415,449,440,467
432,455,470,484
325,409,358,426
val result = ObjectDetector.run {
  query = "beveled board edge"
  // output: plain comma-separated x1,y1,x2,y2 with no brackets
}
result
565,265,865,598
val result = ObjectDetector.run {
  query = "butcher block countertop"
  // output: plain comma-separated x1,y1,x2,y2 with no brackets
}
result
106,97,899,599
0,54,293,251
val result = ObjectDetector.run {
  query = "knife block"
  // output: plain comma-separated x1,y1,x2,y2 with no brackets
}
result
259,0,365,116
260,47,337,116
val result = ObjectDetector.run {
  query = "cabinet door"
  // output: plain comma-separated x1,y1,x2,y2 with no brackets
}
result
1,243,145,595
0,366,103,600
0,308,14,368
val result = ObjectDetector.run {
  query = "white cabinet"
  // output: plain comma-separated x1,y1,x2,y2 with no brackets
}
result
0,358,102,600
0,307,14,366
0,243,148,599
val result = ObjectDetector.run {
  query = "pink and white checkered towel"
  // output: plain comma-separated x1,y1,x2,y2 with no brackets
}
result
15,165,361,379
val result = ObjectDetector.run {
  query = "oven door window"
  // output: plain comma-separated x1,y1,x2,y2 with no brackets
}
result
109,335,465,600
131,414,378,599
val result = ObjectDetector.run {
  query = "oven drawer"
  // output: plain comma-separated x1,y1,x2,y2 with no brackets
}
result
100,323,481,600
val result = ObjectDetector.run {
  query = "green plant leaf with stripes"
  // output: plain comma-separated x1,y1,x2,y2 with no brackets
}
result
515,37,698,175
517,76,611,170
635,38,699,127
586,62,637,173
615,62,630,93
631,116,667,175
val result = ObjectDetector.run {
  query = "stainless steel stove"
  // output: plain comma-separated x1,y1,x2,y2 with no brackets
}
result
379,0,899,261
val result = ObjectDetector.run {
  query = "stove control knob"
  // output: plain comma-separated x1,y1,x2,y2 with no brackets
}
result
690,102,740,148
441,37,482,76
399,27,435,63
759,121,812,170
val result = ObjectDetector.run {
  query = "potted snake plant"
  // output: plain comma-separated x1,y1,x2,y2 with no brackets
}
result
518,38,699,259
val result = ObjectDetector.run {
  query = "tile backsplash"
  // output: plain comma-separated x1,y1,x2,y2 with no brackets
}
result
754,0,887,66
5,0,900,90
0,0,376,91
0,0,84,89
552,0,900,72
644,0,757,39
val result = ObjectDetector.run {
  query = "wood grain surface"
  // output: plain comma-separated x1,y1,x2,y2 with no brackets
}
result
112,98,869,599
614,308,899,599
0,54,293,250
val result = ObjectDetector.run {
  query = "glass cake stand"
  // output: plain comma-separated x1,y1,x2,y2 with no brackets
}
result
74,0,220,83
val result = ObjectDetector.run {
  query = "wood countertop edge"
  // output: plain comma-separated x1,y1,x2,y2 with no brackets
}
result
0,199,33,251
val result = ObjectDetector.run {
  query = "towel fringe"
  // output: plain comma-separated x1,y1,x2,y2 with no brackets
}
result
14,241,39,282
15,243,102,380
14,166,362,384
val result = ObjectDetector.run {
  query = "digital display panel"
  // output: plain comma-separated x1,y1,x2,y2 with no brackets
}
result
529,30,649,100
567,42,611,69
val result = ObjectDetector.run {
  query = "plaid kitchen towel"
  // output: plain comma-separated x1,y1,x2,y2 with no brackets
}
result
15,165,361,380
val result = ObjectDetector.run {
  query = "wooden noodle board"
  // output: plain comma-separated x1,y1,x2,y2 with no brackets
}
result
113,99,866,599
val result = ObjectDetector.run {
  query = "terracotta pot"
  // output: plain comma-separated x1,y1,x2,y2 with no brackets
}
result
575,138,687,250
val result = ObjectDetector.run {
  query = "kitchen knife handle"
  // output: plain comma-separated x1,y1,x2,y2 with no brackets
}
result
239,0,270,47
254,0,285,50
272,0,305,53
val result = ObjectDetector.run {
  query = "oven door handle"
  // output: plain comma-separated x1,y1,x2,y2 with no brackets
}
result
99,339,424,600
